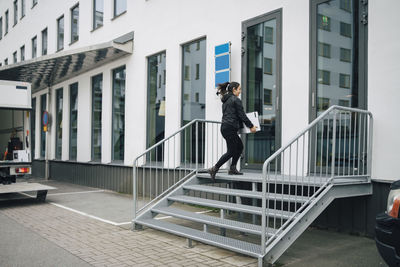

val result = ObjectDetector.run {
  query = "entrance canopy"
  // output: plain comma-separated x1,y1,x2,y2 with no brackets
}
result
0,32,133,93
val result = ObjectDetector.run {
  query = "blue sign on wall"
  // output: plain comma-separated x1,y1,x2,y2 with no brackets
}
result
215,42,231,87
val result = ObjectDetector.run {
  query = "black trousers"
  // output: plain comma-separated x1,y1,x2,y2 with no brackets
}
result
215,124,243,169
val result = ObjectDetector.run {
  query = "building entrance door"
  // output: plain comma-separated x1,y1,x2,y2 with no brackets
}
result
241,10,282,170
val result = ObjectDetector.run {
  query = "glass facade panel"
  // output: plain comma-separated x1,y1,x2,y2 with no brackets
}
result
57,16,64,51
316,0,355,114
55,88,63,159
93,0,103,29
13,1,17,25
245,17,278,167
71,5,79,43
92,74,102,161
112,66,125,161
69,83,78,160
5,10,9,34
20,45,25,61
42,28,47,55
147,52,166,162
182,38,206,165
114,0,126,17
40,94,46,158
31,98,36,158
21,0,25,18
31,36,37,58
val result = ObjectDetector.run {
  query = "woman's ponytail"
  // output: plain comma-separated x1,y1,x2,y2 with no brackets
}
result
216,81,240,96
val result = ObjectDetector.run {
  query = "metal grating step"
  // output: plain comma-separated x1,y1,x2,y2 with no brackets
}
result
196,172,328,186
183,184,309,203
152,206,277,237
168,195,294,219
135,218,262,257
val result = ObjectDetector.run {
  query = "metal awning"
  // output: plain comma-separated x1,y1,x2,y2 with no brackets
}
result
0,31,134,93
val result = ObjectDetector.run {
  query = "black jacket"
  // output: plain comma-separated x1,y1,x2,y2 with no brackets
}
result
221,93,254,131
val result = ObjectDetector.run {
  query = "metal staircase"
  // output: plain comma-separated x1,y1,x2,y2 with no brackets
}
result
132,106,373,266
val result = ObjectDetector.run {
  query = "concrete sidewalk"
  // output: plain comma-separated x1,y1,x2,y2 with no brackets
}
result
0,179,387,266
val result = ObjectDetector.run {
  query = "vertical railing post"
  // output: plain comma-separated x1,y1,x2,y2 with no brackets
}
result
196,120,199,174
132,159,137,223
330,110,337,178
261,162,268,255
367,115,373,180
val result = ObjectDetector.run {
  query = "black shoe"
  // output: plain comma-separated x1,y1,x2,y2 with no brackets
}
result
228,167,243,175
207,166,219,182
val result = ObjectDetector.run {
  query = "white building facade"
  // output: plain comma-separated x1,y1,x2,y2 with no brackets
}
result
0,0,399,234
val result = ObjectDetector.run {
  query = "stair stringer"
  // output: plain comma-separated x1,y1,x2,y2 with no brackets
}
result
134,173,201,222
260,182,372,266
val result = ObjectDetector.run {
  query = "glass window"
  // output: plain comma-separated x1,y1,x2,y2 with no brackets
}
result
93,0,103,30
31,36,37,58
57,16,64,51
182,38,206,164
91,74,102,161
13,0,17,25
112,66,125,161
340,21,352,38
340,47,351,62
147,53,166,161
318,42,331,58
31,98,36,158
13,51,17,63
318,14,331,31
0,17,2,39
264,89,272,105
4,58,8,65
71,4,79,43
318,70,330,85
340,0,352,12
40,94,46,158
41,28,47,55
20,45,24,61
339,73,351,88
21,0,25,18
317,97,330,111
264,26,274,43
338,99,350,107
55,88,63,159
69,83,78,160
264,58,273,74
114,0,126,17
5,10,9,34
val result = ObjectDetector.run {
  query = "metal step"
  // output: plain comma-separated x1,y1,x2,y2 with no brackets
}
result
135,217,262,258
168,195,295,219
183,184,309,203
196,172,328,186
152,206,277,237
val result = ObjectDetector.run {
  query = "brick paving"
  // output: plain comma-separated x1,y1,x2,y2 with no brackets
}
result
0,202,257,267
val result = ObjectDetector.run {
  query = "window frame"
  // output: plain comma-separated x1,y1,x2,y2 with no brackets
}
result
91,73,103,162
70,4,79,44
5,10,9,35
57,15,64,51
21,0,26,19
20,45,25,61
92,0,104,30
41,27,47,56
55,88,63,160
111,65,126,162
69,82,78,161
113,0,127,18
0,17,2,39
31,35,37,58
13,0,18,26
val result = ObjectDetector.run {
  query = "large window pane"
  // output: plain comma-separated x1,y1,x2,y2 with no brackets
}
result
93,0,103,29
71,4,79,43
40,94,46,158
112,66,125,161
20,45,25,61
92,74,102,161
31,36,37,58
55,88,63,159
182,38,206,165
147,52,166,162
31,98,36,158
13,0,17,25
69,83,78,160
5,10,8,34
42,28,47,56
21,0,25,18
0,17,3,39
114,0,126,17
57,16,64,51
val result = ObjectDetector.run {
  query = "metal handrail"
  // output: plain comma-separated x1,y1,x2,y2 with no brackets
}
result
260,105,373,254
132,119,223,223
